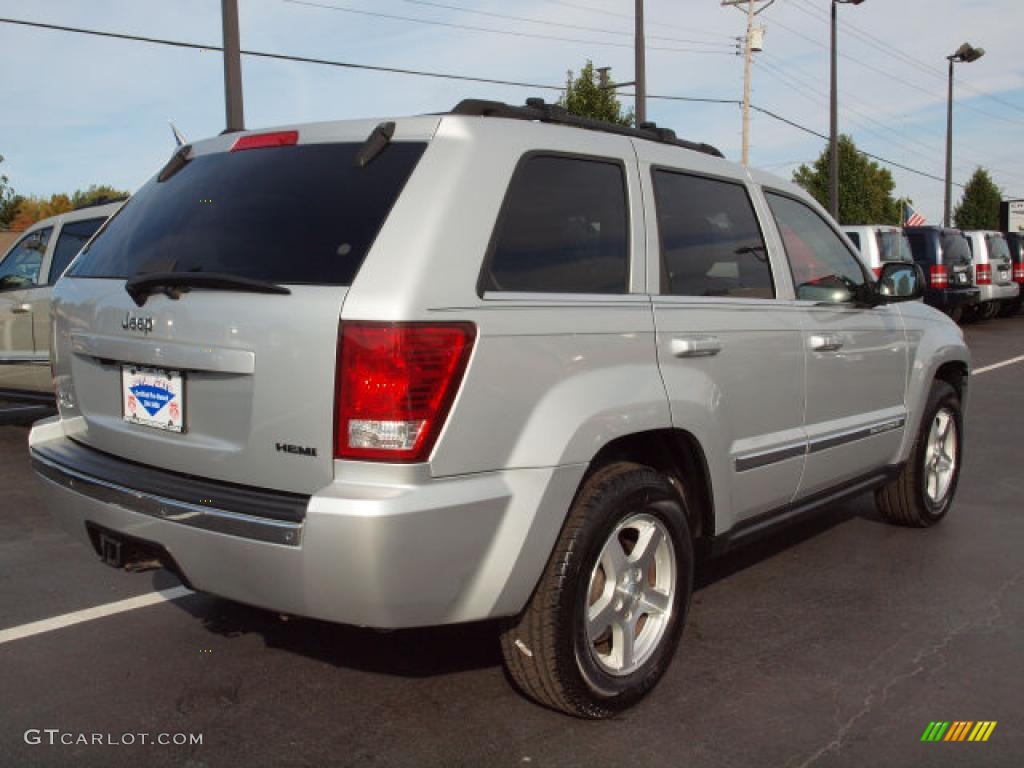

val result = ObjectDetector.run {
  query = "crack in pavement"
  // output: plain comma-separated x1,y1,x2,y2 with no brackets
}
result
786,569,1024,768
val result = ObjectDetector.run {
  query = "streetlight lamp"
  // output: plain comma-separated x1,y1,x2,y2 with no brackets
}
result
944,42,985,227
829,0,865,222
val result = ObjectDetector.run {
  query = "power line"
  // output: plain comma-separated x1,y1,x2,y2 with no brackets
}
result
377,0,735,47
0,16,992,192
538,0,736,39
765,2,1024,127
283,0,734,55
785,0,1024,117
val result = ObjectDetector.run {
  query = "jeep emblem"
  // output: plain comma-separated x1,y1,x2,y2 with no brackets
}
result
122,313,154,335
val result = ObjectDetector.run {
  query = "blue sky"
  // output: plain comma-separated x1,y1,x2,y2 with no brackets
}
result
1,0,1022,223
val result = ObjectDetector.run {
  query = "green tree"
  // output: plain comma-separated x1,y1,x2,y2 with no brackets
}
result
793,135,900,225
558,60,634,127
71,184,129,209
953,168,1001,230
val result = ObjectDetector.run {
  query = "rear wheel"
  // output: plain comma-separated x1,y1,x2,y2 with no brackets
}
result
946,306,964,324
500,462,693,718
875,381,962,527
981,302,1000,321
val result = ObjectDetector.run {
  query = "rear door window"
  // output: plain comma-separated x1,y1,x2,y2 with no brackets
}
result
49,217,107,283
876,231,913,263
845,231,861,250
986,234,1011,261
70,142,426,285
652,170,774,299
942,233,971,263
482,155,629,294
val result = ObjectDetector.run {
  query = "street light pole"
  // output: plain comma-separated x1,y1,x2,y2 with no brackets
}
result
944,42,985,227
829,0,865,222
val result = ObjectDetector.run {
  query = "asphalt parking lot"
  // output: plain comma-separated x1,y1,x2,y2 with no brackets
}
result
1,318,1022,768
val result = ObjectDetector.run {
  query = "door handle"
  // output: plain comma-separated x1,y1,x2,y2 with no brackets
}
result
671,335,722,358
12,304,32,314
809,333,844,352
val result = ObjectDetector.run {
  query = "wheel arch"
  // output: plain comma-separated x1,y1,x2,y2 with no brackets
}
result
583,429,715,543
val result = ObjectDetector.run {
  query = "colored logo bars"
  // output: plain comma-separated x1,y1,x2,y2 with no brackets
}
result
921,721,997,742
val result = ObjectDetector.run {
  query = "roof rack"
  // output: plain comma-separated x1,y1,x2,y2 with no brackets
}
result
450,98,724,159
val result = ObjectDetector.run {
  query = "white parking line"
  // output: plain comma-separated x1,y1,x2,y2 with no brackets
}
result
0,586,193,646
974,354,1024,376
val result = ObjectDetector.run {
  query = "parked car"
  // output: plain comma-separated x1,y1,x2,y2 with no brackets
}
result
842,224,914,277
903,226,980,323
0,202,121,401
28,99,970,718
962,230,1019,320
1002,231,1023,315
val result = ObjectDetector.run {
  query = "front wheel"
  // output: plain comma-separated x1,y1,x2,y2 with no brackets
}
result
876,381,963,527
500,462,693,718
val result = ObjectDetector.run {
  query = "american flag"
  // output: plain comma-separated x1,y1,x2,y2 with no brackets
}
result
904,203,926,227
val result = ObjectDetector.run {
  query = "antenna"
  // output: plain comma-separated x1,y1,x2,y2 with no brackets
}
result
169,120,188,148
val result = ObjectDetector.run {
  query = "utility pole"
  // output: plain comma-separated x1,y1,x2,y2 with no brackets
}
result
222,0,245,132
635,0,646,124
741,0,754,165
830,1,866,221
722,0,770,166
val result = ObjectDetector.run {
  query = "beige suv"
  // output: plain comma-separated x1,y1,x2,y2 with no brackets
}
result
0,202,120,400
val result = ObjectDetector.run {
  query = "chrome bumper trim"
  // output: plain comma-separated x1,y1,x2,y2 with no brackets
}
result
31,450,303,546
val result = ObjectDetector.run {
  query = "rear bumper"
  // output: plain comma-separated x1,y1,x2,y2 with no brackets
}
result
923,287,980,311
28,418,584,628
978,282,1020,303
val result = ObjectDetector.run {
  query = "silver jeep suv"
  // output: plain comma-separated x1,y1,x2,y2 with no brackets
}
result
29,100,970,718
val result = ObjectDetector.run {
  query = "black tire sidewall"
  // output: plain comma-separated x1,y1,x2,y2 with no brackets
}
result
562,473,693,709
914,385,963,521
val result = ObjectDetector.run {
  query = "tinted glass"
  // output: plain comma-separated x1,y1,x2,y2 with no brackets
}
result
484,155,628,294
50,217,106,283
846,231,861,250
876,231,913,263
941,233,971,263
0,227,51,289
986,234,1011,261
653,170,773,298
1007,233,1023,261
906,232,929,262
71,142,426,284
765,192,866,299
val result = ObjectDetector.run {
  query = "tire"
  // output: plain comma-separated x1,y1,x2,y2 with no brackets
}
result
981,302,1000,321
500,461,693,718
946,306,963,324
875,381,963,527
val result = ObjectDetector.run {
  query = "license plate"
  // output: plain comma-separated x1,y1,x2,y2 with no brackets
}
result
122,366,185,432
957,272,968,283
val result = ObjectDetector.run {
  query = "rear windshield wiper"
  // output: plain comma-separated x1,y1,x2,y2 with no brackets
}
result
125,271,291,307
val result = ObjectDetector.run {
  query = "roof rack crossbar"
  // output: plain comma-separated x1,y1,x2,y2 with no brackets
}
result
450,98,724,159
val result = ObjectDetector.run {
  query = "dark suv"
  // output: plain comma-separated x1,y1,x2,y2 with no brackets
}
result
904,226,980,323
1007,232,1024,315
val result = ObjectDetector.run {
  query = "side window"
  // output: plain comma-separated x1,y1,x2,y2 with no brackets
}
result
0,227,52,290
846,231,861,250
652,170,774,299
765,192,867,301
483,155,628,294
49,217,106,283
906,232,927,262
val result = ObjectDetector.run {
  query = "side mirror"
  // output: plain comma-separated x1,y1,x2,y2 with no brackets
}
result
876,262,925,302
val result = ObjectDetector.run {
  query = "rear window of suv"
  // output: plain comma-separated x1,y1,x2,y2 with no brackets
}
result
70,142,426,285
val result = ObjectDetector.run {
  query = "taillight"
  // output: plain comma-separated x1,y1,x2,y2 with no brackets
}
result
975,263,992,285
929,264,948,288
872,266,883,278
335,322,476,462
1014,264,1024,283
230,131,299,151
